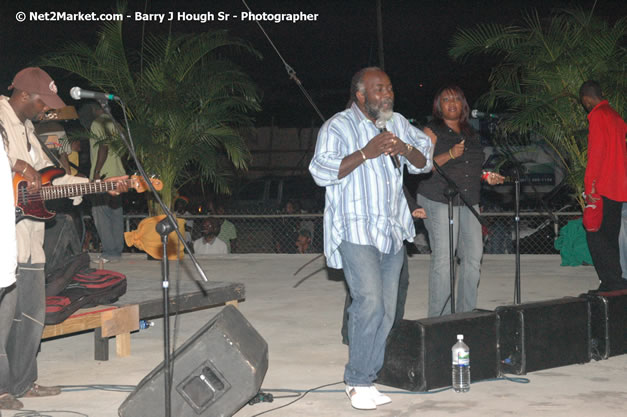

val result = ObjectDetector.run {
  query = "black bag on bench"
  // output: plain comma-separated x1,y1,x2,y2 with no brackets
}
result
45,269,127,325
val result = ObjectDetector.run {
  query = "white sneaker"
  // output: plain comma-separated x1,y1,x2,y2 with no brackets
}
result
345,385,376,410
369,385,392,406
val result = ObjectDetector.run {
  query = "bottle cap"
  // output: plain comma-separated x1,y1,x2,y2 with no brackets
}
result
457,334,464,340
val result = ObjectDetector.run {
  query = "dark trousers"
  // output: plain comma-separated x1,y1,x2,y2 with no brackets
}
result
586,197,626,291
6,263,45,396
44,213,82,276
341,248,409,344
0,285,17,395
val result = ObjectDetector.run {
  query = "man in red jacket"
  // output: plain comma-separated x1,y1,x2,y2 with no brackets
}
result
579,80,627,291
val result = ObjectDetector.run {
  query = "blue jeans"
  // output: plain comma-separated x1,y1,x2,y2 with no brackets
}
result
91,194,124,259
340,249,409,344
417,195,483,317
339,241,404,386
620,203,627,279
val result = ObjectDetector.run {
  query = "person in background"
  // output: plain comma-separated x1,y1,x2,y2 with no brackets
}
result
295,228,315,254
579,80,627,291
417,85,504,317
274,199,301,253
78,102,127,264
215,203,237,253
193,218,228,255
58,138,82,177
174,197,194,245
309,67,431,410
395,187,427,326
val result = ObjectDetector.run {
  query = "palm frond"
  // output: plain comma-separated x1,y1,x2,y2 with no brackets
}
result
451,6,626,204
43,18,261,211
449,24,524,62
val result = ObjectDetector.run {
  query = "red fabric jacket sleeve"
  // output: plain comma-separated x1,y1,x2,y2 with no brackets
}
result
584,100,627,201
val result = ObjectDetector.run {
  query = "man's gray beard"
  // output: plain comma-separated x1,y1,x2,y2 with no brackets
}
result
365,97,394,121
378,109,393,121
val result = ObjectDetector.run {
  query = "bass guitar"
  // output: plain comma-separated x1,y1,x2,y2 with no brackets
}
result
14,167,162,223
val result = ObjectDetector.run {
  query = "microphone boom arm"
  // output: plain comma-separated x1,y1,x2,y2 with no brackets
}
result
433,160,486,227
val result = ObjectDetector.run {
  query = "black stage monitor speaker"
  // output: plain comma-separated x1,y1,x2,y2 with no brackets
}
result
118,305,268,417
496,297,590,375
377,311,498,391
580,289,627,359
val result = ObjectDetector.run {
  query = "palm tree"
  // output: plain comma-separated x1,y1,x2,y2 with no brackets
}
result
449,7,626,208
42,17,261,211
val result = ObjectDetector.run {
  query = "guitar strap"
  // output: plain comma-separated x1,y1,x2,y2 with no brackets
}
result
32,129,63,169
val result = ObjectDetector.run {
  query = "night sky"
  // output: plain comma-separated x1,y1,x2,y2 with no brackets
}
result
2,0,625,126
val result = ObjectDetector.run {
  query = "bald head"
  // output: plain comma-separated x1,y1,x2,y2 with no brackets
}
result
579,80,603,113
350,67,383,103
350,67,394,122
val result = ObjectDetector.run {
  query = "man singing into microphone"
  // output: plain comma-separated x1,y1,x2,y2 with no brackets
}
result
309,67,432,410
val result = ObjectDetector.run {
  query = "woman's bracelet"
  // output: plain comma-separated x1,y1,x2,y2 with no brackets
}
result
21,163,28,174
448,149,455,159
358,149,367,161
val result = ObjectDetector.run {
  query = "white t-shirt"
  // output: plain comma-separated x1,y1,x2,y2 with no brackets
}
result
193,236,228,255
0,124,17,288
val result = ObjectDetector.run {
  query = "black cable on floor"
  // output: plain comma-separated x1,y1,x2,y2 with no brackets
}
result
248,375,531,415
13,410,88,417
248,381,343,417
57,384,135,392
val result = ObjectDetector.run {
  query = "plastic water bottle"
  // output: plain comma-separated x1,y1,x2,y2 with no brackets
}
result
452,334,470,392
139,319,154,330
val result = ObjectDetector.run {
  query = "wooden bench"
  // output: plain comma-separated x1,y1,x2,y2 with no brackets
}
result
42,304,140,361
41,281,245,361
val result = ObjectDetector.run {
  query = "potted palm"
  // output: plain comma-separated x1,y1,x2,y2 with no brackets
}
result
43,18,261,258
449,7,626,209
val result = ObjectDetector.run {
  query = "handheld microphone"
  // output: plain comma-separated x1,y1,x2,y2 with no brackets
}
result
375,118,400,169
471,109,500,119
70,87,118,101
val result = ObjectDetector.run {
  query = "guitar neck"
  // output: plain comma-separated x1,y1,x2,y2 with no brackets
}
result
41,180,126,201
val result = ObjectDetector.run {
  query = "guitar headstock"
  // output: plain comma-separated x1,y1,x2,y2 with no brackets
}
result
130,175,163,193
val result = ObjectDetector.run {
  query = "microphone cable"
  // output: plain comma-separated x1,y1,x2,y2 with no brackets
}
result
241,0,326,124
241,0,328,177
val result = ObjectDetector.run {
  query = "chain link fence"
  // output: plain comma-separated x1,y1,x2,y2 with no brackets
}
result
77,210,582,255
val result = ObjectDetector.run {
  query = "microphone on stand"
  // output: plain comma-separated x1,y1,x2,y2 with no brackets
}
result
375,118,400,170
70,87,119,101
471,109,501,119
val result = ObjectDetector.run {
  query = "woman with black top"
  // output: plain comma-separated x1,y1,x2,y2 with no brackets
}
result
417,85,504,317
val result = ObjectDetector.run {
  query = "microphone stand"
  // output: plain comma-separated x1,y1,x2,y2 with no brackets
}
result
501,152,558,305
513,166,521,304
156,219,173,416
97,98,209,417
432,161,487,315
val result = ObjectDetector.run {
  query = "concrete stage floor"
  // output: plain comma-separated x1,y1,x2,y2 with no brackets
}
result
4,254,626,417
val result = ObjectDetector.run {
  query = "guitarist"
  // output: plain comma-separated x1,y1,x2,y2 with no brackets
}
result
0,67,128,410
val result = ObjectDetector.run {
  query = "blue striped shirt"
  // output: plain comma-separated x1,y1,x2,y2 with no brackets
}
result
309,103,433,269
